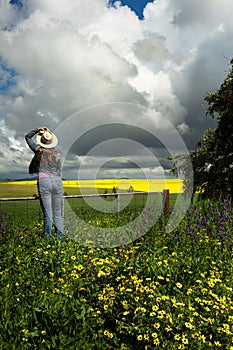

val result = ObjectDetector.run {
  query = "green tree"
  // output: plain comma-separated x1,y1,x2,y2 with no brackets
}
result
171,59,233,199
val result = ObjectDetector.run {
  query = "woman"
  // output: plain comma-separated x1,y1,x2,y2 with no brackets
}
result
25,127,64,241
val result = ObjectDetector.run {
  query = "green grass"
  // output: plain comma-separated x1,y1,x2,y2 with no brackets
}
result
1,199,233,349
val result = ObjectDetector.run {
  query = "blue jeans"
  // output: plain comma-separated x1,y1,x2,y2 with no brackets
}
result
37,176,64,241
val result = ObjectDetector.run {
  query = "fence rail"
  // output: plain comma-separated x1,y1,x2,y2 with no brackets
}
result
0,190,170,228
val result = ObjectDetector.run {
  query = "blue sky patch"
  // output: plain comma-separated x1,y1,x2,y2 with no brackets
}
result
0,59,17,93
108,0,154,19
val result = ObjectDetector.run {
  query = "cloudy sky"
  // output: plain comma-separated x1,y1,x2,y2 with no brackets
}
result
0,0,232,180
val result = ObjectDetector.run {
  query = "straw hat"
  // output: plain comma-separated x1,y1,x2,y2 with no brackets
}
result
36,130,58,148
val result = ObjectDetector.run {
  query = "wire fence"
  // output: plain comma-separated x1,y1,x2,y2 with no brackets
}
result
0,191,167,229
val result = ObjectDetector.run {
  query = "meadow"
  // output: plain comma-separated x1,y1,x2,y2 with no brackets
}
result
1,180,233,349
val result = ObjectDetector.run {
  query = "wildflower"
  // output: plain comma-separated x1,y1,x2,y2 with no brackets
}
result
123,311,130,316
208,280,215,288
97,271,106,277
174,334,181,341
185,322,195,330
214,341,221,347
152,305,159,311
140,307,146,313
122,300,128,309
201,288,208,294
104,305,108,310
152,333,158,338
166,314,173,323
182,336,188,344
104,330,113,338
144,334,149,341
137,335,143,341
176,282,182,289
188,305,195,311
199,334,206,343
41,330,46,335
153,323,160,329
153,338,160,346
157,310,166,318
157,275,164,280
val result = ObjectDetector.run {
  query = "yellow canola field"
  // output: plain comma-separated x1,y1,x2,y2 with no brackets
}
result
63,179,184,193
7,178,183,193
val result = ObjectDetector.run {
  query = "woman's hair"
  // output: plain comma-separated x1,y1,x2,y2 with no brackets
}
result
39,147,58,167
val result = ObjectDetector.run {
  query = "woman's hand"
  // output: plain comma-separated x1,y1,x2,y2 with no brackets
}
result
37,127,49,133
